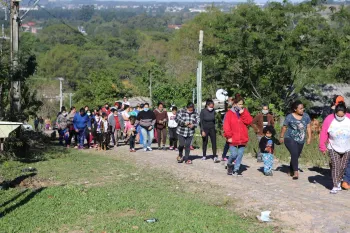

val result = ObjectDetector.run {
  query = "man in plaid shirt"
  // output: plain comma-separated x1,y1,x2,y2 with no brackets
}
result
175,102,200,164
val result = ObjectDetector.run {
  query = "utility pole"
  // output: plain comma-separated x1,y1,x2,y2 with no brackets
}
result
192,88,195,104
69,93,72,108
196,30,203,114
58,77,64,111
10,0,21,117
149,70,152,105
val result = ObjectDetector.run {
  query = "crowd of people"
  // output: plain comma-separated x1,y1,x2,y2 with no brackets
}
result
51,94,350,194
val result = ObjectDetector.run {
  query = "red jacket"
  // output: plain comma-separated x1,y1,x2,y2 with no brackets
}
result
223,108,253,146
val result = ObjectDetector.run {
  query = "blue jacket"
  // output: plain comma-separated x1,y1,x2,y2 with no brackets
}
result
73,113,91,130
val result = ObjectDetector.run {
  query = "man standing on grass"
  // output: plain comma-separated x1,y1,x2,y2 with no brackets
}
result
73,108,91,149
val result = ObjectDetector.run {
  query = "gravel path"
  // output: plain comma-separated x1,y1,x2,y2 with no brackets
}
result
88,143,348,233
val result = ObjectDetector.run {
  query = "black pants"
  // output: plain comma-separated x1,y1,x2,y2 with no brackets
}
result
169,127,178,148
103,133,110,148
130,134,136,149
67,127,78,146
178,135,193,162
96,133,103,147
222,142,229,159
202,128,217,157
284,138,304,171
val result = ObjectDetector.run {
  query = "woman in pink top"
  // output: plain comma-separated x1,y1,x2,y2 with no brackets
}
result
319,101,350,194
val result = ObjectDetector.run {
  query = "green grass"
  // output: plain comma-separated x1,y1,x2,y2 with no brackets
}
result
0,150,272,233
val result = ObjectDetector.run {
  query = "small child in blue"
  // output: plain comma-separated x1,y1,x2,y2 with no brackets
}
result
259,125,280,176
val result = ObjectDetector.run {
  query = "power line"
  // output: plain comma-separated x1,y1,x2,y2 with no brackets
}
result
36,4,90,42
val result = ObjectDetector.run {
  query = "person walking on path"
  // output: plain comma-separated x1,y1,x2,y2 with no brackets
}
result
175,102,200,164
200,99,219,163
154,102,168,150
223,94,253,176
67,107,77,148
259,125,280,176
73,108,91,149
135,103,156,152
252,104,275,162
279,100,311,180
57,108,69,147
108,108,124,148
319,101,350,194
167,106,178,151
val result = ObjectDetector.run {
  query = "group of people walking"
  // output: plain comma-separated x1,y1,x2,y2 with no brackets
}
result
53,94,350,194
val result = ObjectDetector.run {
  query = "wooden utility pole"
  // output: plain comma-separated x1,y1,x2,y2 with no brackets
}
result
10,0,21,117
196,30,203,114
149,70,152,105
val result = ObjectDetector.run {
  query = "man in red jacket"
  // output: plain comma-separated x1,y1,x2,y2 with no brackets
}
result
223,95,253,176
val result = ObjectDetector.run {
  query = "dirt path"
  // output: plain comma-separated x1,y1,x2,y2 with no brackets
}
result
88,144,348,233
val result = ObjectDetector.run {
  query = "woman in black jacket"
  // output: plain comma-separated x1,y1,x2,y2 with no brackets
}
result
200,99,219,163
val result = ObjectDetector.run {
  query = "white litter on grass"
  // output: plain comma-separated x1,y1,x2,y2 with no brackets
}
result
257,211,272,222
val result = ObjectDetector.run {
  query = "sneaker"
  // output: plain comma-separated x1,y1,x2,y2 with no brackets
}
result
265,171,273,176
227,164,233,175
147,147,153,151
169,146,174,150
132,148,136,152
190,145,194,150
330,187,338,194
213,157,220,163
175,148,179,151
162,146,166,150
143,148,147,152
223,157,228,161
233,172,243,177
201,156,206,161
130,149,133,152
66,145,70,148
177,155,183,163
158,147,162,150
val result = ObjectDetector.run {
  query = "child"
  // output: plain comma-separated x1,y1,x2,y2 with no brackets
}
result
45,117,51,131
167,106,178,151
128,116,137,152
101,112,110,151
259,125,280,176
94,113,103,151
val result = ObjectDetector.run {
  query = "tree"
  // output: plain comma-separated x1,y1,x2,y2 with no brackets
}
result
78,5,95,22
73,70,126,107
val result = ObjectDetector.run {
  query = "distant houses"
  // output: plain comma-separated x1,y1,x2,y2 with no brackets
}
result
21,22,42,34
167,25,182,30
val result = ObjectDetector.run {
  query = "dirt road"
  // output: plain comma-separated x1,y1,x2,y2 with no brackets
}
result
88,144,348,233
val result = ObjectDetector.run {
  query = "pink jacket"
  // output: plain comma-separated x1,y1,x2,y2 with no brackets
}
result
319,113,350,152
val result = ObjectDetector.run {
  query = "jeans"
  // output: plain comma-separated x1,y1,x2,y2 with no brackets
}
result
202,128,217,157
284,138,304,171
141,127,154,149
228,146,245,173
178,135,193,162
77,128,86,148
344,158,350,183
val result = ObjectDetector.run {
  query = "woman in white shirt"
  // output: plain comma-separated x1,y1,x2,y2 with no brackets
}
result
167,106,178,150
319,101,350,194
